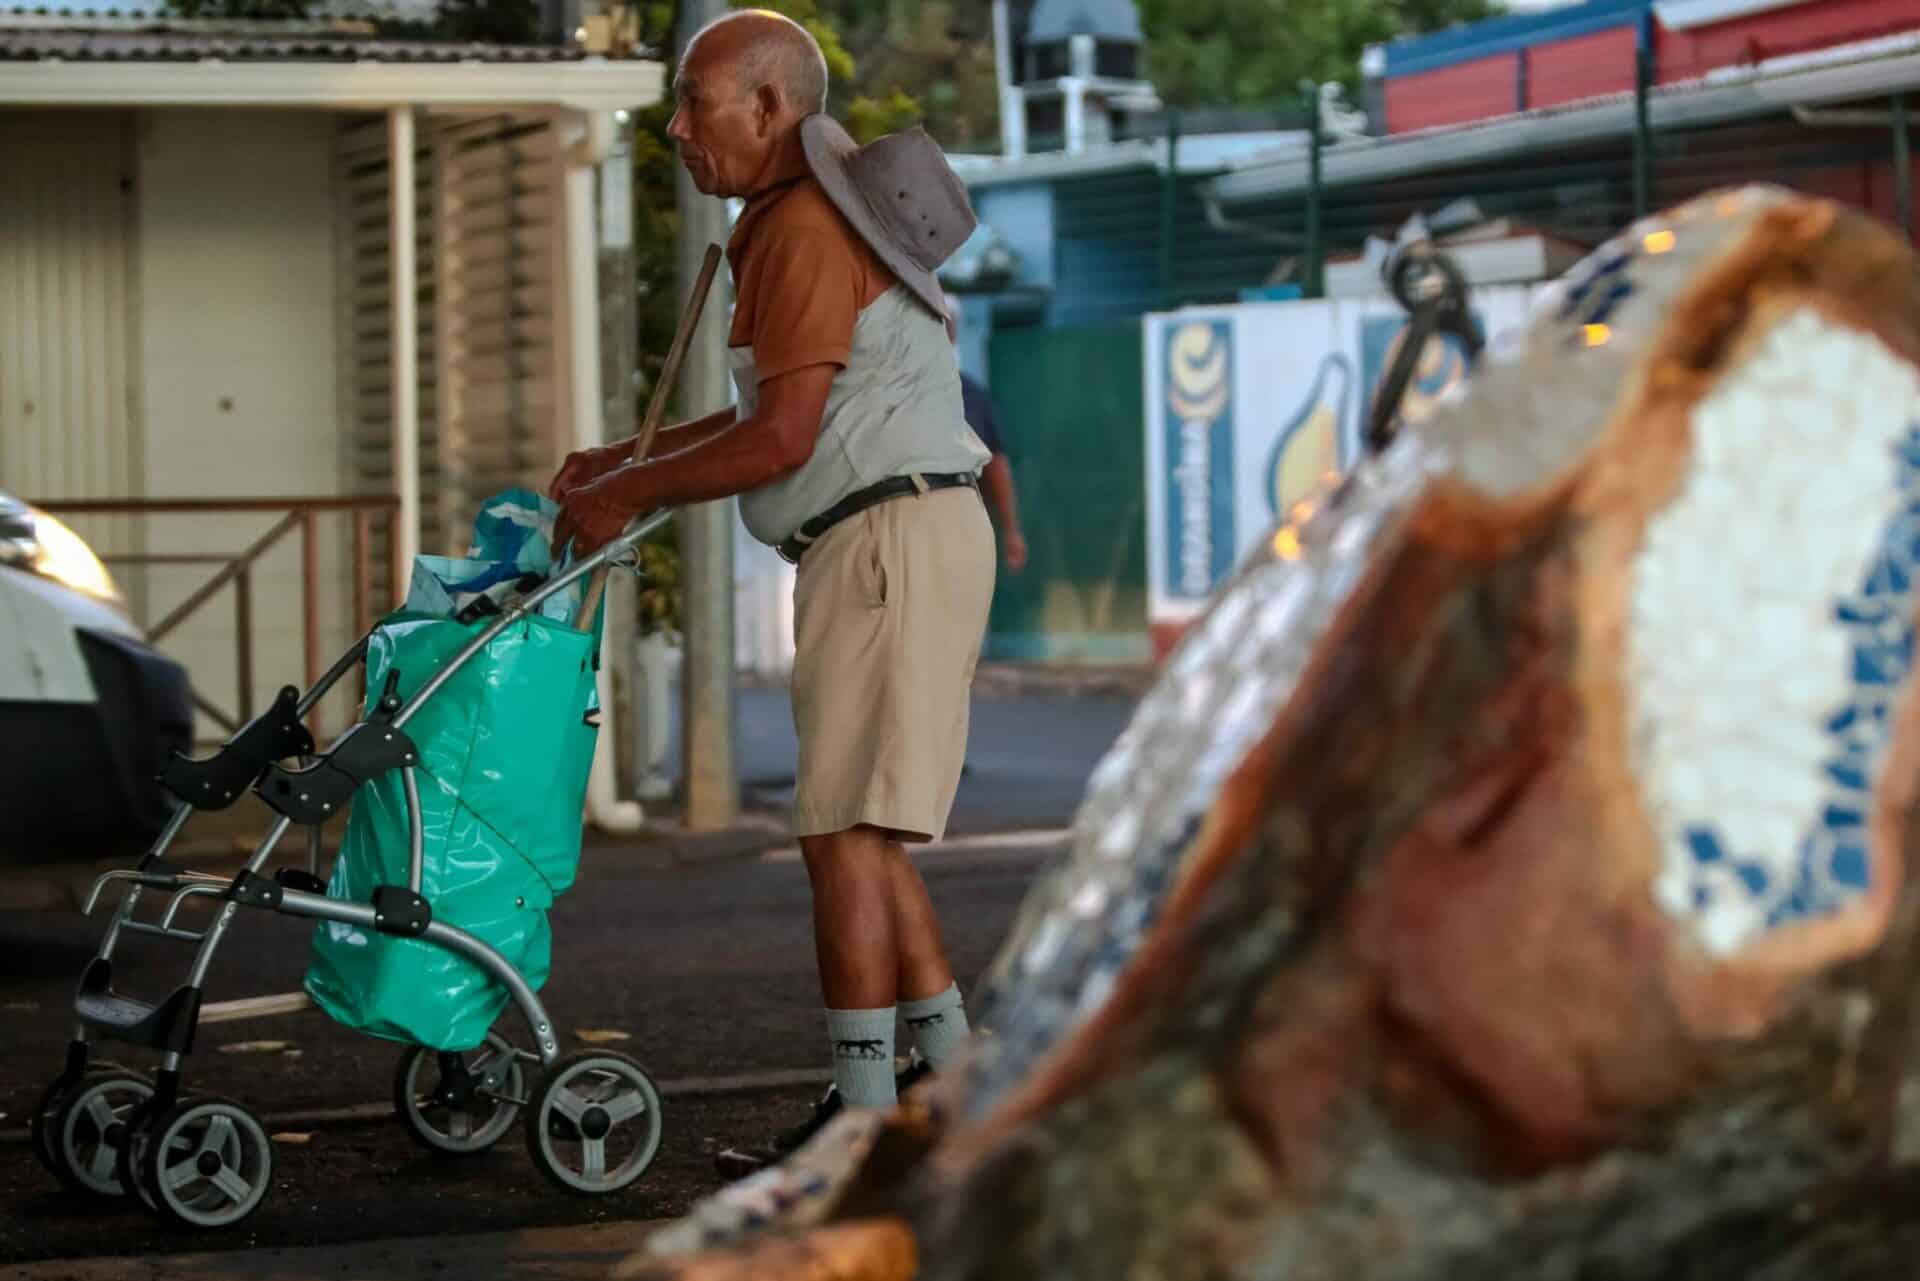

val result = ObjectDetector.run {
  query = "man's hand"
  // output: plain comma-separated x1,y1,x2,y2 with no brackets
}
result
553,483,632,557
1003,529,1028,574
548,441,630,501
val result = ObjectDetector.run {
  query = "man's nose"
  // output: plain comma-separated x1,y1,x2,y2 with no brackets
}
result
666,108,688,141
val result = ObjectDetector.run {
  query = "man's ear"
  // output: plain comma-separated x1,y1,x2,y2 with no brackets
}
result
754,83,783,133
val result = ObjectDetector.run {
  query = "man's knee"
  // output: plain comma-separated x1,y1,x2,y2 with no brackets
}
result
800,825,891,878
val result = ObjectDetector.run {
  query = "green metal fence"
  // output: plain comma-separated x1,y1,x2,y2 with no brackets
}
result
965,84,1918,665
983,321,1149,662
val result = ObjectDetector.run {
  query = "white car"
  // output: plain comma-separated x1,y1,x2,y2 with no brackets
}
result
0,494,192,863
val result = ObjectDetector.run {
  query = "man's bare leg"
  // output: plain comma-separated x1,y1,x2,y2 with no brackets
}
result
884,839,955,1001
886,838,973,1070
800,825,899,1106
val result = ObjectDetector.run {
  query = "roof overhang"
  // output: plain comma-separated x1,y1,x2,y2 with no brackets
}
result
1211,30,1920,208
955,132,1309,190
0,54,665,111
1651,0,1809,33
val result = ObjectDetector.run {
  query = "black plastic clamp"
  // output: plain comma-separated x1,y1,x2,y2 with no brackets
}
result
255,720,419,826
274,867,328,895
161,685,315,810
227,870,283,911
372,886,432,937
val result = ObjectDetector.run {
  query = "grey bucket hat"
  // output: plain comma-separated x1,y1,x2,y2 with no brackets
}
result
800,113,978,320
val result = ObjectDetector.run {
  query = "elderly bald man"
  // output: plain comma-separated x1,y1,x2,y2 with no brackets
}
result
548,10,995,1176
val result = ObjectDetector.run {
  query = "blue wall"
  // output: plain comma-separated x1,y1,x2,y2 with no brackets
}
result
969,167,1282,332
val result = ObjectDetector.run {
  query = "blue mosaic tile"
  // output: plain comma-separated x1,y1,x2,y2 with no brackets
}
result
1825,760,1869,791
1822,803,1864,830
1830,843,1870,889
1557,244,1640,337
1676,425,1920,943
1686,828,1726,864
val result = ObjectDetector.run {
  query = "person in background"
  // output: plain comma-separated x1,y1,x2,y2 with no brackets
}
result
946,295,1027,574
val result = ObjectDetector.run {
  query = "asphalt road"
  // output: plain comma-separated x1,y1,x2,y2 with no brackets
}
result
0,689,1133,1267
0,835,1066,1265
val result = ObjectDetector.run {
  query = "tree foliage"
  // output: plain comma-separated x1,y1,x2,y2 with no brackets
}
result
1135,0,1501,106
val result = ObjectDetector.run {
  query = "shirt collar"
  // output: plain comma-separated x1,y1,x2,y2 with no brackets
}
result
727,145,815,259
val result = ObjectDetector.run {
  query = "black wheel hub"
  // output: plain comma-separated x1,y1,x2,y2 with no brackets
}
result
435,1055,476,1106
196,1150,223,1178
579,1106,612,1141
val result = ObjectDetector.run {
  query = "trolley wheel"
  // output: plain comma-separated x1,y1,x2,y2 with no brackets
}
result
50,1071,154,1197
30,1058,127,1180
30,1077,81,1180
118,1101,164,1213
394,1032,526,1155
524,1050,663,1196
136,1097,274,1229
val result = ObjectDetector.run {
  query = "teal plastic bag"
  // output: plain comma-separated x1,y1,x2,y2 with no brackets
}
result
303,492,603,1051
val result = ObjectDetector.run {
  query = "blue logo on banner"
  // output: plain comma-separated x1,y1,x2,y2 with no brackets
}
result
1164,320,1236,601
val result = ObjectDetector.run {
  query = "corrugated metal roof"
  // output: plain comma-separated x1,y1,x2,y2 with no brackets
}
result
0,0,436,22
1381,0,1649,76
1652,0,1809,31
0,27,586,59
1213,29,1920,207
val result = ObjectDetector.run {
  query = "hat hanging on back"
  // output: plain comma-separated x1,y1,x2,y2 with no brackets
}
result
800,114,978,321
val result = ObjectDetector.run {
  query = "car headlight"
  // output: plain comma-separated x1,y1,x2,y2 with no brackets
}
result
0,503,124,603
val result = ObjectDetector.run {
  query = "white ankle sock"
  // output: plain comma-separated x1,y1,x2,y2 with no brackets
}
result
825,1005,897,1107
900,983,969,1069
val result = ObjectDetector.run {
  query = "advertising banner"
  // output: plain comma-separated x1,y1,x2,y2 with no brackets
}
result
1143,288,1532,627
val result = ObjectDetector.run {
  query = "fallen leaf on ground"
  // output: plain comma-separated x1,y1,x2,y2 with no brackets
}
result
271,1132,313,1145
218,1040,294,1054
575,1028,633,1044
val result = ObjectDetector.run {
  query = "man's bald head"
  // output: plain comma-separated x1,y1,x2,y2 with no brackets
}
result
667,9,827,198
680,9,828,116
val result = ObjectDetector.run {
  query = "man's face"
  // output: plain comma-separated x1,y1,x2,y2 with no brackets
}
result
667,41,771,198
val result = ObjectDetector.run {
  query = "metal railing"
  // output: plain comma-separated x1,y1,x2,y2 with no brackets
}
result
36,496,401,742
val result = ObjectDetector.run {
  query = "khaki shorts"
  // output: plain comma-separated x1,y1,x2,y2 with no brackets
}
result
789,484,996,843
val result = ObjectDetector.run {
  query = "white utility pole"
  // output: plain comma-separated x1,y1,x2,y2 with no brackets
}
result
675,0,740,830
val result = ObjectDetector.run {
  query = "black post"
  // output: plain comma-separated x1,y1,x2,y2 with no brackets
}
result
1633,39,1653,219
1159,108,1180,305
1895,94,1912,244
1304,81,1324,299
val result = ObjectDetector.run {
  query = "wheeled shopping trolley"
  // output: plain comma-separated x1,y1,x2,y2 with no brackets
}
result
27,508,672,1230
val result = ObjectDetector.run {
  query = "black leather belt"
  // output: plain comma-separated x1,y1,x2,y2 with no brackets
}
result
775,471,979,564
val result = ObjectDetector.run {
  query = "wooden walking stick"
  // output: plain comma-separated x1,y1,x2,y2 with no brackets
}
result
573,241,726,629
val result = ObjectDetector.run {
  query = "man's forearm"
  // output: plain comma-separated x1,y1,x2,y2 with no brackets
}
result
645,407,738,457
982,454,1021,534
589,414,801,512
602,406,737,464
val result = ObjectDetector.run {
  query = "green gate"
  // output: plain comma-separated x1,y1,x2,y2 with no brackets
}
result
983,321,1148,662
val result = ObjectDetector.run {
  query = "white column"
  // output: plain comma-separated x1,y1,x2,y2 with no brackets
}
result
563,109,646,833
1064,78,1087,153
992,0,1026,160
387,105,420,592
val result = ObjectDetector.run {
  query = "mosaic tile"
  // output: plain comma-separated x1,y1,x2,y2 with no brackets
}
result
1632,309,1920,957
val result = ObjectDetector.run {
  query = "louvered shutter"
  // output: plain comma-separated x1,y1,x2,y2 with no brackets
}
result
336,111,562,597
436,114,564,531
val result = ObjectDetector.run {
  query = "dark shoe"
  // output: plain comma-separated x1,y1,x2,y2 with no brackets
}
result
712,1061,934,1181
896,1056,934,1097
